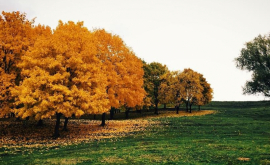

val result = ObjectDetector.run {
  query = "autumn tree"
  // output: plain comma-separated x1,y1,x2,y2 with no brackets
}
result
118,51,145,119
143,62,167,114
0,11,35,117
158,70,174,109
169,71,185,114
179,68,203,113
93,29,145,122
0,11,52,118
235,33,270,97
196,73,213,110
11,21,110,137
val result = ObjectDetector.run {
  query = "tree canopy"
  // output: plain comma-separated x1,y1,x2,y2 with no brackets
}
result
0,11,37,117
143,62,167,114
0,11,214,137
235,33,270,97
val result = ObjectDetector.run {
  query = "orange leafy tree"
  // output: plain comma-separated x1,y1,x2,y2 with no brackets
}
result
118,51,145,119
0,11,36,118
11,21,110,137
93,29,145,122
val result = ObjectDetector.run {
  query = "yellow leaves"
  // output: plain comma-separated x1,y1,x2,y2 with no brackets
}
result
1,12,144,122
0,118,156,148
93,29,145,110
156,68,213,108
74,109,84,117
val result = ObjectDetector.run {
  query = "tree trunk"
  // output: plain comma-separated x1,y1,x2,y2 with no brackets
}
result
93,114,96,120
155,103,158,115
110,107,115,120
37,119,43,126
176,106,179,114
101,113,106,127
63,117,69,131
189,104,192,113
53,113,62,138
164,104,166,109
199,105,201,110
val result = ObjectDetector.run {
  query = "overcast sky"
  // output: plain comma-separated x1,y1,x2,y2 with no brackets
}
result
1,0,270,101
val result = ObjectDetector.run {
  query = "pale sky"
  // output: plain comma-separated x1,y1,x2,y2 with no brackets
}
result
1,0,270,101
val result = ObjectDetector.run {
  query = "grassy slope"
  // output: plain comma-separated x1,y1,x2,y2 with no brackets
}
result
0,101,270,164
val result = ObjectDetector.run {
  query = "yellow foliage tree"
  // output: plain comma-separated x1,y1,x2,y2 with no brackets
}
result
196,73,213,110
158,70,175,109
118,51,145,118
11,21,110,137
0,11,36,117
93,29,145,121
169,71,185,113
179,68,203,113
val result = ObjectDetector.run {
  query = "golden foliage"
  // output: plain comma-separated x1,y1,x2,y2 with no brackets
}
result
11,21,110,120
0,11,37,117
93,29,145,109
158,70,175,105
179,68,203,104
196,73,213,106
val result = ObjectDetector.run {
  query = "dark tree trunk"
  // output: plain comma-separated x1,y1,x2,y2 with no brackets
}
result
164,104,166,109
125,109,130,119
93,114,96,120
110,107,115,120
101,113,106,127
9,112,15,118
176,106,179,114
189,104,192,113
63,117,69,131
53,113,62,138
198,105,201,110
37,119,43,126
155,103,158,115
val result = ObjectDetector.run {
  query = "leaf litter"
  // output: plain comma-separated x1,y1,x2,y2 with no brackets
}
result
0,110,215,149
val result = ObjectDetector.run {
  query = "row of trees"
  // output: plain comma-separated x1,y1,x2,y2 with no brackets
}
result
0,11,213,137
143,63,213,114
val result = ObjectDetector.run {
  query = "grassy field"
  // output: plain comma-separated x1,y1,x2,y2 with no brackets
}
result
0,101,270,164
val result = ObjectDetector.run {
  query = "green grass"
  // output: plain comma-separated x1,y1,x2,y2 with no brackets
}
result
1,101,270,164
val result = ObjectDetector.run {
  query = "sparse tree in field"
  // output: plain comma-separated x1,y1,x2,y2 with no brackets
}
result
235,33,270,97
11,21,110,138
143,62,167,114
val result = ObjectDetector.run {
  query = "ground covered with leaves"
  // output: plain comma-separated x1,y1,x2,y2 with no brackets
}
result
0,110,214,149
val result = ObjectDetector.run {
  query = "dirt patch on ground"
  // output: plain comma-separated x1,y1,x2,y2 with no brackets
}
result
0,110,215,148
